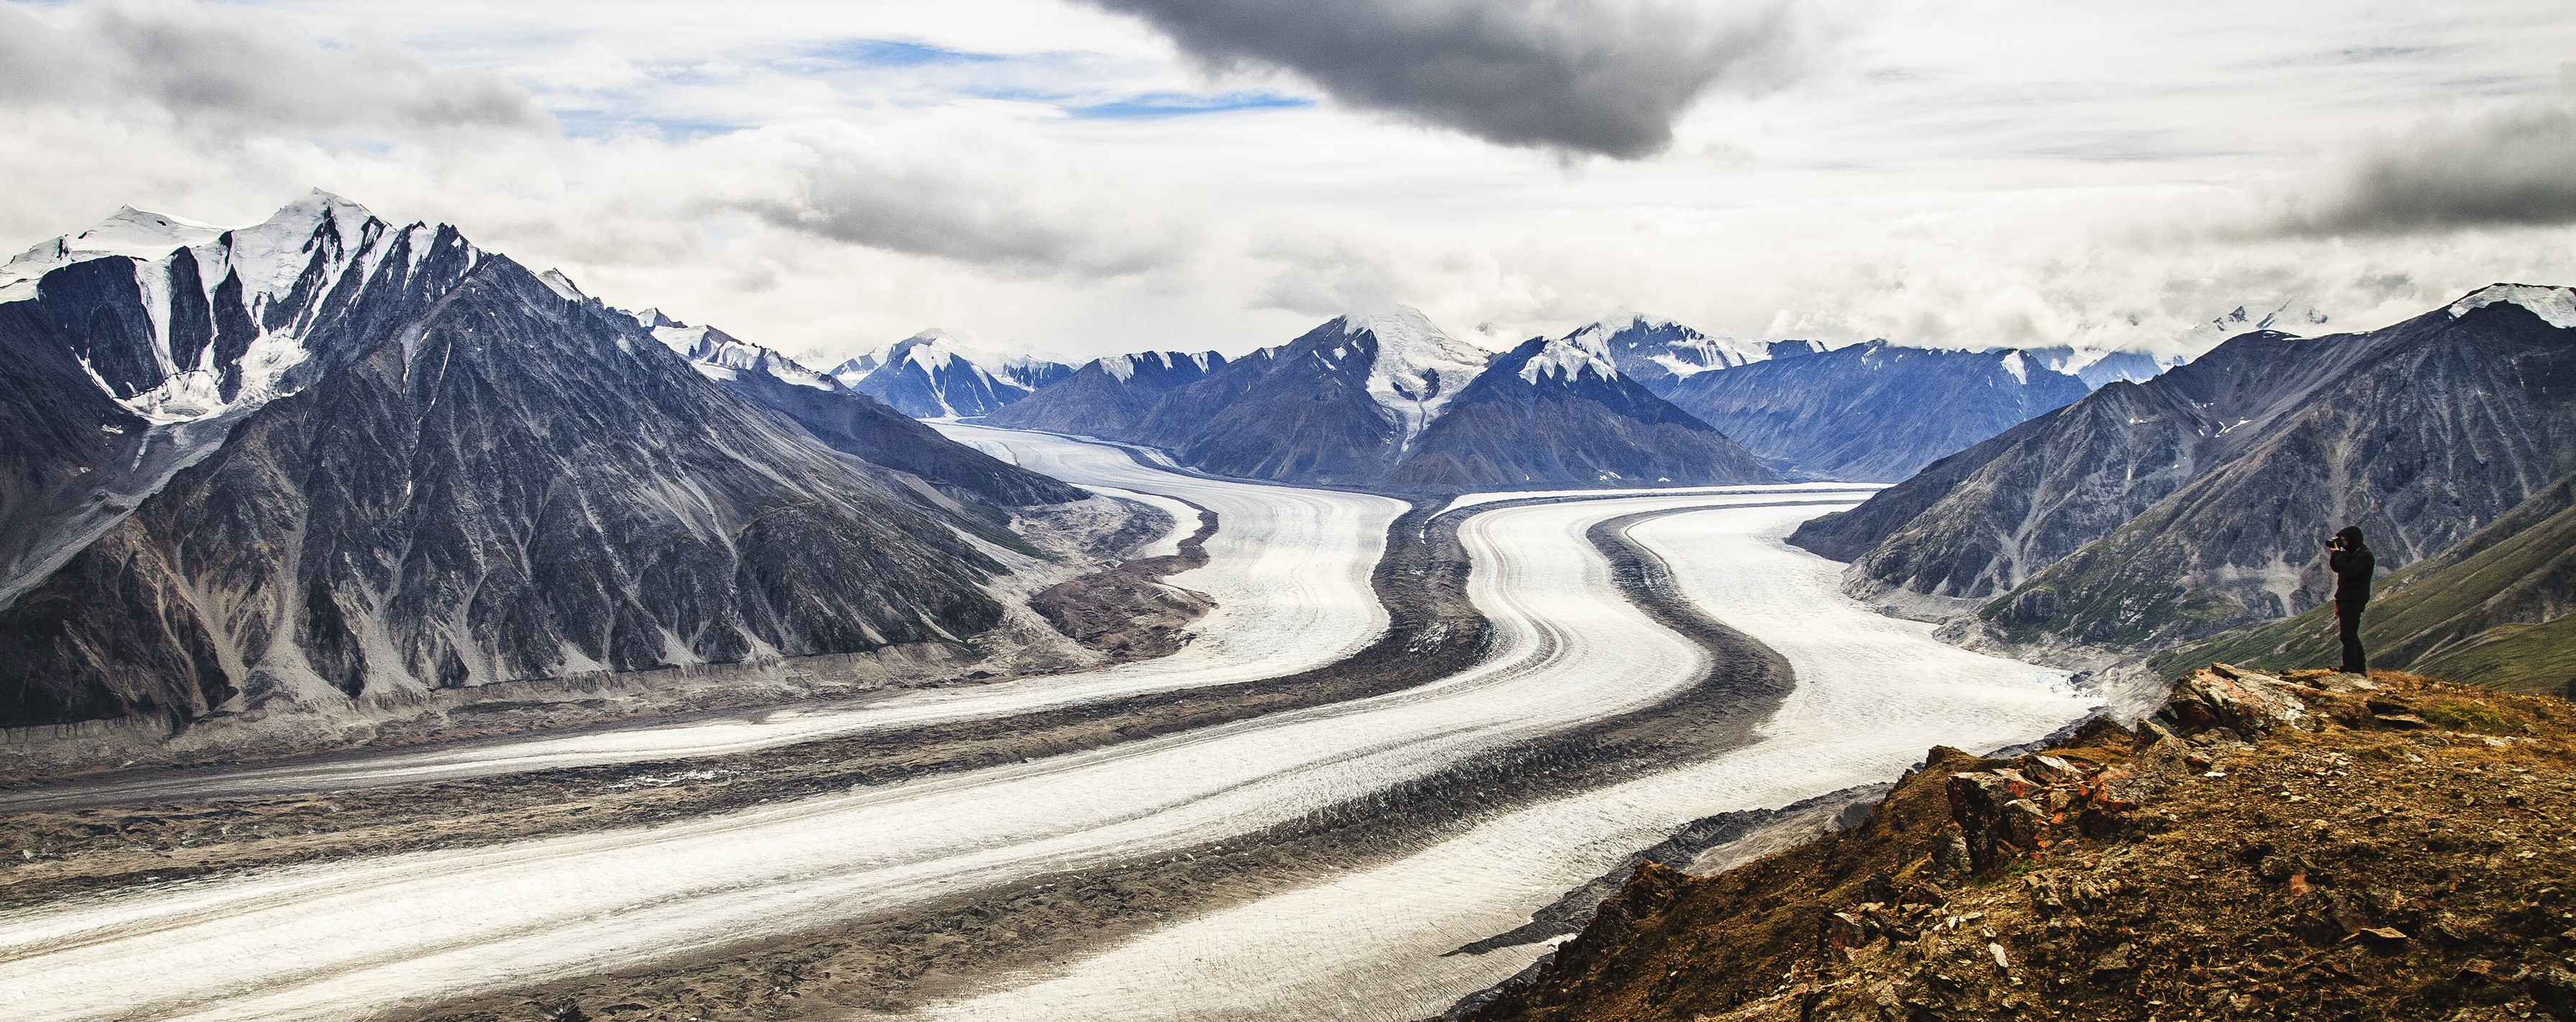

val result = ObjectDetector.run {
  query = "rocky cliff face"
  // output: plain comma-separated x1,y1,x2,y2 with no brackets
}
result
983,350,1227,438
1663,341,2092,482
0,200,1029,727
1392,331,1778,489
1465,664,2576,1022
1795,287,2576,648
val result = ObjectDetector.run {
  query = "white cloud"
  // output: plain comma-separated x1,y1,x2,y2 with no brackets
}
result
0,0,2571,368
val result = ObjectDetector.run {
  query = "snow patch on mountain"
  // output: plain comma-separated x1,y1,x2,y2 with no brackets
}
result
1340,307,1490,448
2450,283,2576,329
1099,350,1216,382
643,317,841,392
1517,326,1623,385
1998,350,2028,385
537,269,585,302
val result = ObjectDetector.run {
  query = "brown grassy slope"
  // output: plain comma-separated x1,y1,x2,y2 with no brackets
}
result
1468,666,2576,1022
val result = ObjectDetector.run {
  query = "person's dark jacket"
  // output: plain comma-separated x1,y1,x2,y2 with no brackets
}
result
2329,530,2375,606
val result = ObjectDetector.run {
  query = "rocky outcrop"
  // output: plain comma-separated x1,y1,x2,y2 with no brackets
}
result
0,253,1012,727
1794,286,2576,648
1663,341,2091,482
1466,663,2576,1022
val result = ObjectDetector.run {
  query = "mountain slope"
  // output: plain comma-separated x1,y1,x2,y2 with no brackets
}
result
0,193,480,606
0,201,1019,727
1663,341,2091,482
1794,285,2576,648
2160,466,2576,691
1391,331,1777,489
983,350,1227,438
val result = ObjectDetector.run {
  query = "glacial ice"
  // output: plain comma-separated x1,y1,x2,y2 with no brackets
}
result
924,501,2093,1022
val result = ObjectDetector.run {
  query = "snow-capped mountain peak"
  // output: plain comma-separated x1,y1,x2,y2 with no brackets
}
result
0,189,474,424
1566,312,1786,392
1338,306,1491,447
2450,283,2576,329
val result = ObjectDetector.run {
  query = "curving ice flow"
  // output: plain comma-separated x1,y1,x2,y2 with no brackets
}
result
0,492,1806,1022
924,501,2097,1022
0,430,1399,811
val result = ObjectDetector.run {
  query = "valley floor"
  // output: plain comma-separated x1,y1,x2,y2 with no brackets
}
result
0,430,2089,1022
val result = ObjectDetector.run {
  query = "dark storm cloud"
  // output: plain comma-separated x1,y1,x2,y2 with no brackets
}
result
0,2,545,135
2283,101,2576,235
1078,0,1811,159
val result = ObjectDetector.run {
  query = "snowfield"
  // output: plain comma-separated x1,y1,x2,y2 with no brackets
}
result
0,428,1399,811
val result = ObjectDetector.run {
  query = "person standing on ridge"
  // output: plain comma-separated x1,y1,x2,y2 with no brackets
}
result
2327,525,2375,675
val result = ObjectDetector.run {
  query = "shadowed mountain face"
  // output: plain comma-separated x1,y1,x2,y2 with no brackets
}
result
1662,341,2091,483
983,351,1227,438
1392,334,1777,489
1793,286,2576,649
0,202,1024,728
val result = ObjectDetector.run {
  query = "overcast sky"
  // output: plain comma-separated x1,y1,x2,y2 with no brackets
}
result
3,0,2572,366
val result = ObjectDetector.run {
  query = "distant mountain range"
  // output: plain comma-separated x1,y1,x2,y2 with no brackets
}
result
1661,341,2094,482
963,310,2201,492
1793,285,2576,666
992,308,1777,491
0,193,1075,727
986,350,1228,437
834,328,1074,418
